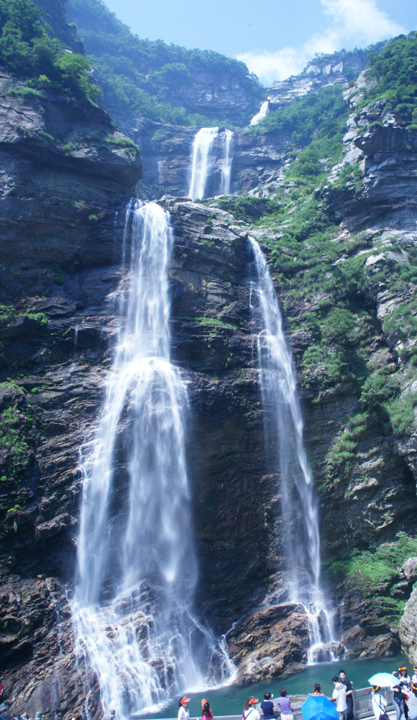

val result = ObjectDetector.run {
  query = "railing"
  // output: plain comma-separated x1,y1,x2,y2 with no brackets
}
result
145,688,396,720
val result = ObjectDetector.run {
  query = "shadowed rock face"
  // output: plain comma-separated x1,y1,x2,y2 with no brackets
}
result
0,168,288,712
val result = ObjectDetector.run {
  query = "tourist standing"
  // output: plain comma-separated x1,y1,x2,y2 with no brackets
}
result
393,683,408,720
261,693,275,720
178,697,191,720
243,698,261,720
311,684,325,696
340,670,354,720
399,668,412,691
371,687,387,720
332,676,347,720
201,700,213,720
277,689,293,720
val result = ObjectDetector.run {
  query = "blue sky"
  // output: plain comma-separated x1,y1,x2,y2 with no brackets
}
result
102,0,417,84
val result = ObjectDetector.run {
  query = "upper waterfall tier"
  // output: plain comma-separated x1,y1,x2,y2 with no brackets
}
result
189,128,234,200
250,100,269,126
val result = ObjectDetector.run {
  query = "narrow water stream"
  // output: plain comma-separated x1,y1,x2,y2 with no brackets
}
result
249,238,336,662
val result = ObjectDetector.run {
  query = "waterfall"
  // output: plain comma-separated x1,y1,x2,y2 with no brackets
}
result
189,127,218,200
249,237,336,664
189,127,234,199
220,129,234,195
72,201,232,719
250,100,269,126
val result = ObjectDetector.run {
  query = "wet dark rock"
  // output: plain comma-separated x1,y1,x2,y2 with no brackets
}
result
227,604,309,685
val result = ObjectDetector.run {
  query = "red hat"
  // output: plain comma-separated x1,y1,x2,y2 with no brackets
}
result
182,698,191,704
248,698,258,705
202,700,208,709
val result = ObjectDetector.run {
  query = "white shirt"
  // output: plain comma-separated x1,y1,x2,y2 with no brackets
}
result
244,708,261,720
178,707,190,720
333,684,347,713
372,691,387,720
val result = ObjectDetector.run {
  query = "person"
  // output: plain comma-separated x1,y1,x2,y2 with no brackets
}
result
243,698,261,720
332,676,347,720
399,668,412,719
201,700,213,720
178,696,191,720
412,670,417,687
276,689,293,720
400,668,412,691
371,687,387,720
339,670,354,720
261,693,275,720
311,684,325,696
407,685,417,720
393,682,408,720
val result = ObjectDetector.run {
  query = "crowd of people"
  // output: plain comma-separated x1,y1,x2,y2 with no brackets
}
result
1,665,416,720
371,666,417,720
177,666,417,720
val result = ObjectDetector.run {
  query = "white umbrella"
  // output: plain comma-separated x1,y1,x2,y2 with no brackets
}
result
368,673,398,688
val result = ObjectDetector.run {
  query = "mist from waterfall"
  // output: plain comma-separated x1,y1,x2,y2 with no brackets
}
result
250,100,269,126
72,201,233,720
249,237,336,664
189,127,234,199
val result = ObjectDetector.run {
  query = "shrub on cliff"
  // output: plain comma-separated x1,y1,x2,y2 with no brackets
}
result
364,31,417,126
0,0,100,101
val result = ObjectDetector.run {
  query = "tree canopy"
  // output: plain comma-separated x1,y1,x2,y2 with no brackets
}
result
0,0,100,101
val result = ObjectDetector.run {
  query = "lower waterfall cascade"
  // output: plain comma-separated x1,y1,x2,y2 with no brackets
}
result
249,237,338,664
71,201,234,719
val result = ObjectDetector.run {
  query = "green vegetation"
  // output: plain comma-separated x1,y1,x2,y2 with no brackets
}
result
215,196,278,222
0,0,100,101
105,134,137,154
0,305,48,325
328,532,417,622
54,268,64,285
361,32,417,126
0,406,30,472
249,85,349,172
66,0,262,126
198,316,236,330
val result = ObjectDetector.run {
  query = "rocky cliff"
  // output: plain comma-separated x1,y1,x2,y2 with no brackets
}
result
2,5,417,716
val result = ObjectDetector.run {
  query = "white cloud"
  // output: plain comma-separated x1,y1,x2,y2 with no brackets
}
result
237,0,406,85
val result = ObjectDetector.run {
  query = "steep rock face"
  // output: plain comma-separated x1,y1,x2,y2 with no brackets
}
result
399,586,417,664
268,50,368,105
0,177,289,713
0,71,142,716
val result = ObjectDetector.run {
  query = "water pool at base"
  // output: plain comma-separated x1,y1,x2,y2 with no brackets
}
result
141,654,409,719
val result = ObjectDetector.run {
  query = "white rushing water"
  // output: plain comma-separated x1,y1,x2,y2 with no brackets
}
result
219,129,234,195
189,127,219,200
189,127,234,199
249,237,336,664
72,201,233,720
250,100,269,126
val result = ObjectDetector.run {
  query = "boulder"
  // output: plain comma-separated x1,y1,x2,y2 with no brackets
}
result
227,604,309,685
